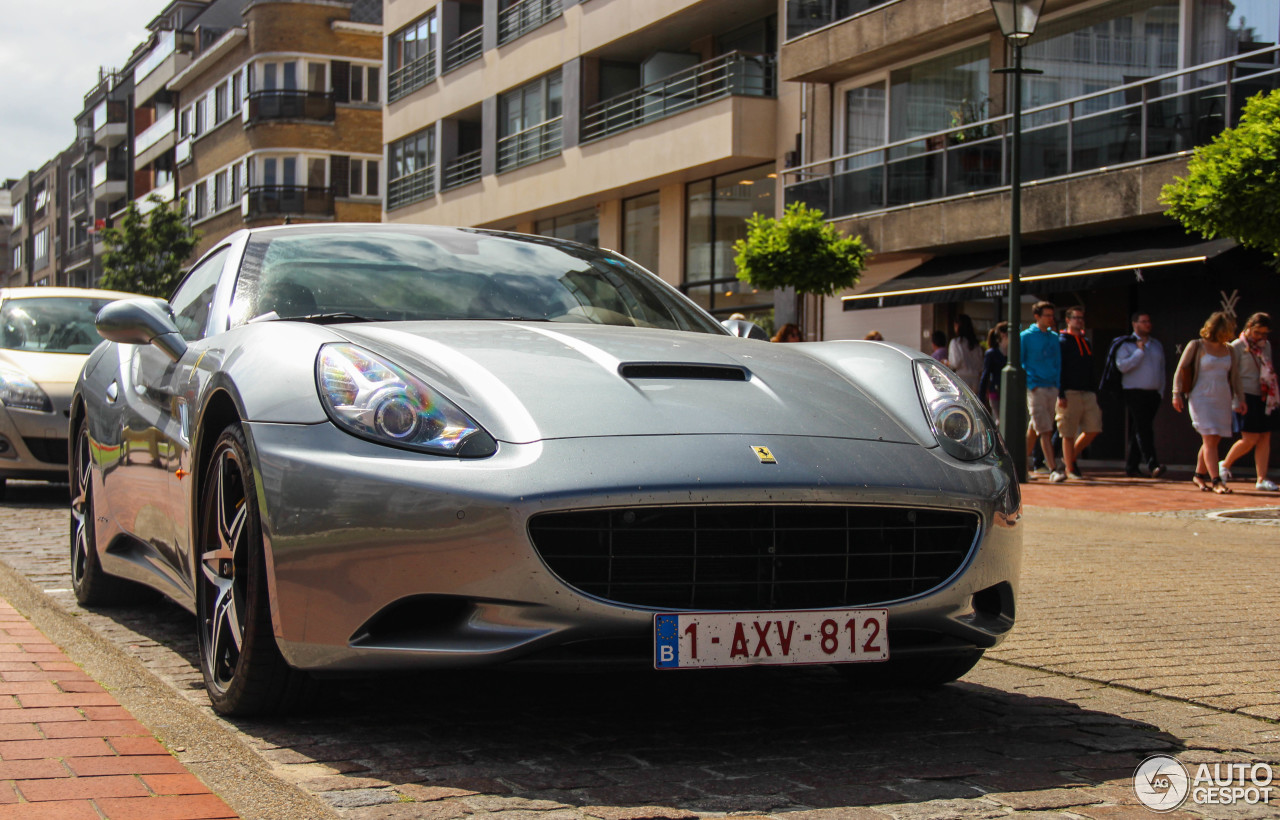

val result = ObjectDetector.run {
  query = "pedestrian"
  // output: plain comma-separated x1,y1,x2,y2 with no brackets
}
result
930,330,948,363
1021,301,1065,482
947,314,983,392
1056,306,1102,479
1173,311,1246,493
864,329,884,341
772,323,802,343
978,321,1009,422
1219,312,1278,491
1115,312,1167,478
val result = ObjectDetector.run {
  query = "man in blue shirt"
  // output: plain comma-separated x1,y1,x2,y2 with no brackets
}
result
1022,301,1065,482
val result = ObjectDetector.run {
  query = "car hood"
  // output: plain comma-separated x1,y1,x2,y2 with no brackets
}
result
328,322,926,446
0,349,88,386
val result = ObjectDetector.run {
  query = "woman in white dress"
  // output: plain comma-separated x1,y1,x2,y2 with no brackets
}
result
1173,311,1246,493
947,314,984,393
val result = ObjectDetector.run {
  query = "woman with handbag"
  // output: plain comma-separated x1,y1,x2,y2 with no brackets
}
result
1172,311,1246,493
1219,313,1278,491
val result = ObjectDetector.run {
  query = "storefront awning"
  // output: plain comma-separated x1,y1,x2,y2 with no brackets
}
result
843,229,1240,310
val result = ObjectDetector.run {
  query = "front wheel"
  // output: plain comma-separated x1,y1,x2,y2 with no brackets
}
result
69,418,134,606
196,424,309,716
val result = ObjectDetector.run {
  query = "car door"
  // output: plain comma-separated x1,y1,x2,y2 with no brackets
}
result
103,248,229,597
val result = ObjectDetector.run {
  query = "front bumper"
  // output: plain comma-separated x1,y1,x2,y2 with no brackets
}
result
245,421,1021,672
0,392,73,481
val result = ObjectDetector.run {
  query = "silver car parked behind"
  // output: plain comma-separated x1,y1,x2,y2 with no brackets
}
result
73,224,1021,716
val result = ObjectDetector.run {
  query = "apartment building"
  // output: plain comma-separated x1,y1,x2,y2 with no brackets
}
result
7,160,65,288
0,181,15,285
382,0,790,325
781,0,1278,464
171,0,384,257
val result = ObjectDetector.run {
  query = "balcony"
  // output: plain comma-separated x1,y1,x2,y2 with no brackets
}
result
387,166,436,211
135,110,176,165
246,186,334,218
784,0,896,41
498,0,562,46
784,45,1280,222
247,91,336,123
498,117,562,173
442,150,482,191
63,241,94,269
583,52,776,143
389,52,436,102
443,26,483,73
93,100,129,148
92,159,128,196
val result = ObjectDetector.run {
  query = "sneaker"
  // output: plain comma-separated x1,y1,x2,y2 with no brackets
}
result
1150,464,1166,479
1257,479,1279,492
1066,469,1084,480
1033,465,1051,475
1219,460,1233,481
1049,470,1067,483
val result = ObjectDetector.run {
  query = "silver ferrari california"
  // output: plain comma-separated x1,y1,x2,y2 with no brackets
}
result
72,224,1021,715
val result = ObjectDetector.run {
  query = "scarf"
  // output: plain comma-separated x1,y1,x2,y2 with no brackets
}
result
1242,330,1279,414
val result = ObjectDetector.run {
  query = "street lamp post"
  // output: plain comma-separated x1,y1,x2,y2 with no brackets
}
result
990,0,1044,483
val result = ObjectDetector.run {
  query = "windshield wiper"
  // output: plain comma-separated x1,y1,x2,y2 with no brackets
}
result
285,312,376,325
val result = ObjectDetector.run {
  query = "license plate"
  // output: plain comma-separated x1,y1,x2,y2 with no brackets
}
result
654,609,889,669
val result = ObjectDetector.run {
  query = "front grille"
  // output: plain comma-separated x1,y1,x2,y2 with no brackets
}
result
23,437,68,465
529,506,980,611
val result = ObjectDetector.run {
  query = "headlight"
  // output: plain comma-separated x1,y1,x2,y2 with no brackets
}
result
914,358,993,461
316,344,496,458
0,366,53,413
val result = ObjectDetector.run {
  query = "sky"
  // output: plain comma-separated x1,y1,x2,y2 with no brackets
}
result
0,0,162,182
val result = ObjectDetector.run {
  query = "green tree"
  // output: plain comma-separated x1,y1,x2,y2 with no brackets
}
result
99,195,201,297
733,202,871,300
1161,89,1280,270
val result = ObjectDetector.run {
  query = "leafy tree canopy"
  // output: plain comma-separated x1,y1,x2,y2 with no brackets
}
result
99,195,201,297
733,202,871,297
1161,89,1280,270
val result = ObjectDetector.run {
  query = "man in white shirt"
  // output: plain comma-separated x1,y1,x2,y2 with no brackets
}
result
1116,312,1166,478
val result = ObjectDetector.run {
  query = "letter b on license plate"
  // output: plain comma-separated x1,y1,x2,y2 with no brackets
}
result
654,609,888,669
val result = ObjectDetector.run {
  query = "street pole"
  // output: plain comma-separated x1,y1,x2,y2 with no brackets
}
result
998,42,1028,482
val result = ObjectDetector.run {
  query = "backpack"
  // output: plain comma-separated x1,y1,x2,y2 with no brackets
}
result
1097,334,1134,393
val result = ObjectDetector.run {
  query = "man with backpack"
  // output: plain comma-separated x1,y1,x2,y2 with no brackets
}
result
1102,312,1167,478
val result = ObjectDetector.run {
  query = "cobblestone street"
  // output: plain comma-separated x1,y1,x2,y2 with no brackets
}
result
1,481,1278,819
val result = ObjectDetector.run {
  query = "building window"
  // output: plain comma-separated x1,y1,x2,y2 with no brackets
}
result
11,245,20,271
622,191,660,275
33,184,48,218
11,200,21,228
684,164,775,316
389,12,437,100
351,65,380,103
349,158,379,197
215,170,228,211
536,208,598,247
194,181,208,219
232,163,242,201
231,72,242,114
180,106,191,138
498,71,563,172
387,129,435,209
194,97,206,136
215,83,228,124
33,228,49,268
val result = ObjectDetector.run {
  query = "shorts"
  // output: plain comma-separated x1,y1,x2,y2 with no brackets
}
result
1055,390,1103,439
1026,387,1057,435
1238,393,1280,434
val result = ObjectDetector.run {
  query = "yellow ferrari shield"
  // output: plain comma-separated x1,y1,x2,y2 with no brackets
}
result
752,446,777,464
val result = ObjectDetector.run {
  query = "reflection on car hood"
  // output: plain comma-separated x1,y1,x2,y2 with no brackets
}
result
330,322,920,445
0,349,90,386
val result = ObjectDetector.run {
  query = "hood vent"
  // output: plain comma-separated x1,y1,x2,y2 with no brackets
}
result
618,362,749,381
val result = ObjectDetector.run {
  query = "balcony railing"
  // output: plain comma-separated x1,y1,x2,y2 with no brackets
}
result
63,241,93,268
135,110,176,156
498,0,562,45
387,166,436,210
247,90,336,123
784,0,897,41
582,52,776,143
442,150,483,190
93,159,128,188
784,45,1280,221
497,117,562,172
246,186,334,218
389,52,436,102
443,26,483,73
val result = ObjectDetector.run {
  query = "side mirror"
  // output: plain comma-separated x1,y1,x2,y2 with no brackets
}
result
96,298,188,362
720,318,769,340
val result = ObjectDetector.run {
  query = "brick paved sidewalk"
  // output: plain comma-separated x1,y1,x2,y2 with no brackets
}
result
1020,466,1280,513
0,597,237,820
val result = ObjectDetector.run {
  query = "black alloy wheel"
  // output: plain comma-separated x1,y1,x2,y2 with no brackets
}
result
196,423,308,716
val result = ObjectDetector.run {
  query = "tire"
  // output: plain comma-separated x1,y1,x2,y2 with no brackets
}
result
835,649,984,691
196,424,310,716
69,418,134,606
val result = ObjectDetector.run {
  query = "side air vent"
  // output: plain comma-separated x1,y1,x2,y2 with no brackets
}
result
618,363,749,381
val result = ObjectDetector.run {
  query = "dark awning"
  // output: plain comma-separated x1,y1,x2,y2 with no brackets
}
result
843,229,1240,310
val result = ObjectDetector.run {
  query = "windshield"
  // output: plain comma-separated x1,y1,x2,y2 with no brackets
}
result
0,297,116,354
230,228,725,334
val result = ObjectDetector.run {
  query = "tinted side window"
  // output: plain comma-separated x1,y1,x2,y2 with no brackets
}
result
172,247,230,341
